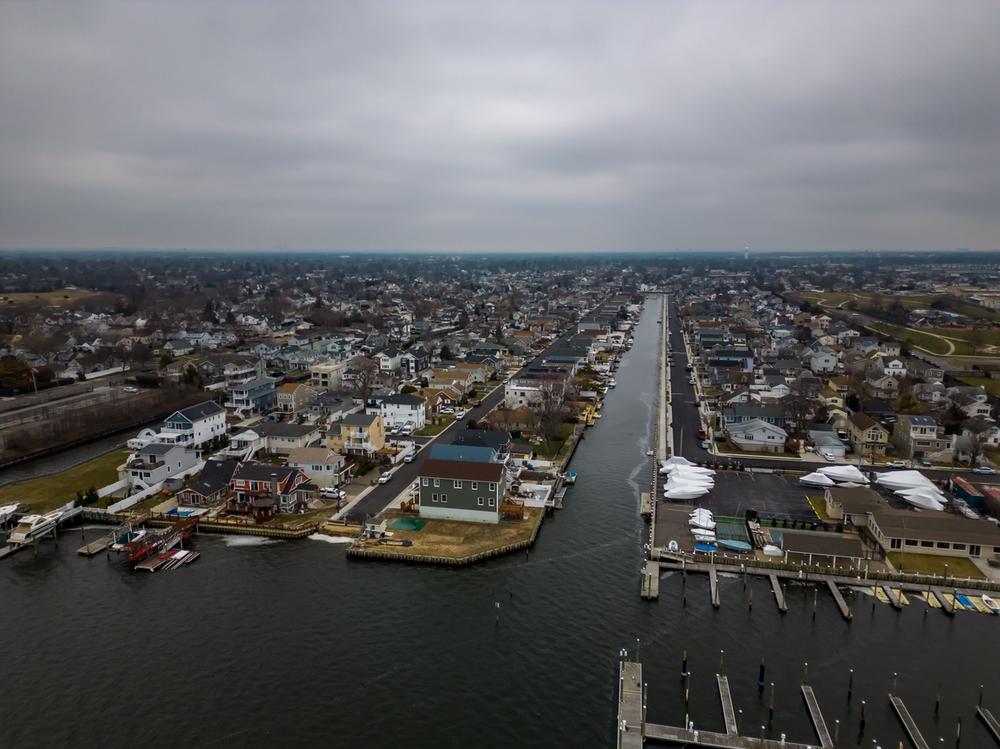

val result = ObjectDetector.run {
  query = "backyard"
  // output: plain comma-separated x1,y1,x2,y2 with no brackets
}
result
0,449,129,512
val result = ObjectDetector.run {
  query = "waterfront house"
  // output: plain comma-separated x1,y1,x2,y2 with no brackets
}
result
175,457,239,506
276,382,320,414
418,458,507,524
452,429,512,458
229,462,313,515
127,443,198,490
225,375,277,416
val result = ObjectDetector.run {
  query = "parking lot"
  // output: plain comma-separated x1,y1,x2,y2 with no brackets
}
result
685,471,819,521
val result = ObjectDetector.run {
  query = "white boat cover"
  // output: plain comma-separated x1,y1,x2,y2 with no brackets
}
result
875,470,937,491
799,471,836,487
897,492,945,511
661,456,695,468
689,518,717,530
762,545,783,557
817,465,869,483
665,487,710,500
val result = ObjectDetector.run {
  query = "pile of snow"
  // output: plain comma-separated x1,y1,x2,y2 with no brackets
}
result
799,471,835,487
817,465,869,484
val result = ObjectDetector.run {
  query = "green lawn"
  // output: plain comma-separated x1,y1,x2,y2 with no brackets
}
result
0,449,129,512
888,552,986,580
791,291,1000,322
867,322,970,356
415,415,456,437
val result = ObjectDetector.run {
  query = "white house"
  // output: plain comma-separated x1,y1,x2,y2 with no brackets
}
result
129,400,227,451
809,348,838,374
373,393,427,431
504,378,544,409
127,443,199,489
375,349,402,373
727,418,788,453
286,447,349,488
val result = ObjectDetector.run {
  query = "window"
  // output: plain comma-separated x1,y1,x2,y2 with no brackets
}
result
890,538,902,550
471,481,478,490
440,494,448,504
920,540,934,548
477,497,484,506
432,493,438,502
954,543,967,551
971,544,982,558
488,497,495,507
904,539,918,547
433,479,440,488
454,480,463,489
936,542,949,549
422,478,429,486
489,483,497,492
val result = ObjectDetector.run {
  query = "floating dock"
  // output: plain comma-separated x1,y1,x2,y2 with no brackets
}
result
977,704,1000,746
826,580,852,621
640,492,653,518
889,694,929,749
641,560,659,599
769,574,787,613
933,589,955,615
800,685,833,748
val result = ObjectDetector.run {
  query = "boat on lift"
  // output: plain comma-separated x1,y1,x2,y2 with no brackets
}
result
7,509,64,545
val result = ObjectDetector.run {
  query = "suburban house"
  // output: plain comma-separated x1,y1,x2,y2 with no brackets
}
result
174,457,239,506
373,392,427,431
418,458,508,524
846,412,889,458
286,447,350,488
892,414,949,460
726,418,788,453
453,429,512,458
326,413,386,456
308,392,358,422
375,349,402,373
309,359,347,390
256,422,323,455
721,404,788,429
133,400,227,451
225,375,277,415
229,462,313,515
419,387,462,414
949,387,993,420
809,348,838,374
276,382,320,414
127,443,199,489
400,347,430,378
429,443,498,463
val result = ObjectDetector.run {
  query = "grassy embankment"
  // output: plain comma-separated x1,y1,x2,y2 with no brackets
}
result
0,450,129,512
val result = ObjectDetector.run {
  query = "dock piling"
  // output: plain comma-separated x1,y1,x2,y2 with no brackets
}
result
758,657,766,693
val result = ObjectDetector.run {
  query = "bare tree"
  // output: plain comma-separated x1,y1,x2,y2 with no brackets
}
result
351,356,379,403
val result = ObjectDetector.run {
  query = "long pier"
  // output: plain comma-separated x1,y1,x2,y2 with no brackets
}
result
710,565,720,607
800,686,833,748
978,704,1000,745
889,694,929,749
717,674,738,734
826,580,852,621
617,659,643,749
769,574,787,613
881,584,902,610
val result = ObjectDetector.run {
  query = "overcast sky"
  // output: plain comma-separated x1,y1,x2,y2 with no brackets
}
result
1,1,998,252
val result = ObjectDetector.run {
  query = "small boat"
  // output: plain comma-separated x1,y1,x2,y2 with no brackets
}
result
110,528,148,552
561,471,577,485
718,539,753,552
0,503,23,526
982,595,999,614
606,379,616,389
955,594,975,610
667,540,680,553
694,543,718,553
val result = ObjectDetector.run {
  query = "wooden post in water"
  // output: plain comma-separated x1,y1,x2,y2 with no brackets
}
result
758,657,766,693
849,668,854,702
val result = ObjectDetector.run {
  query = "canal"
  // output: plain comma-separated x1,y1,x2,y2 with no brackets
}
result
1,298,998,748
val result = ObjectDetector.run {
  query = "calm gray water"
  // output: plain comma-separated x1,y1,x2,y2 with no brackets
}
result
2,300,998,748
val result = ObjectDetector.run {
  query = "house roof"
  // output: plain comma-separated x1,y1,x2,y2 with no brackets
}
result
873,509,1000,546
173,400,225,422
381,393,425,406
256,422,322,439
182,458,238,498
453,429,511,450
286,447,344,466
232,462,302,483
849,412,878,431
341,412,377,427
419,458,504,482
429,444,496,463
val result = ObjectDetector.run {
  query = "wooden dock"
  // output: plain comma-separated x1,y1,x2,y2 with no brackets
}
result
977,704,1000,745
717,674,738,734
641,560,660,599
617,660,643,749
640,492,653,518
889,694,929,749
769,574,787,613
881,584,902,610
801,686,833,748
826,579,852,621
932,589,955,615
644,723,821,748
710,565,720,607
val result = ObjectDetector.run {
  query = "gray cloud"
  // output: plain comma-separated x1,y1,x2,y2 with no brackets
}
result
1,0,998,251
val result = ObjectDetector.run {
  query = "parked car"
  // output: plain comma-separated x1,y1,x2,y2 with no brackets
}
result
377,472,394,484
888,460,907,468
403,453,416,463
319,487,346,500
122,386,138,393
473,399,482,407
973,466,997,475
700,440,710,450
822,452,836,462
